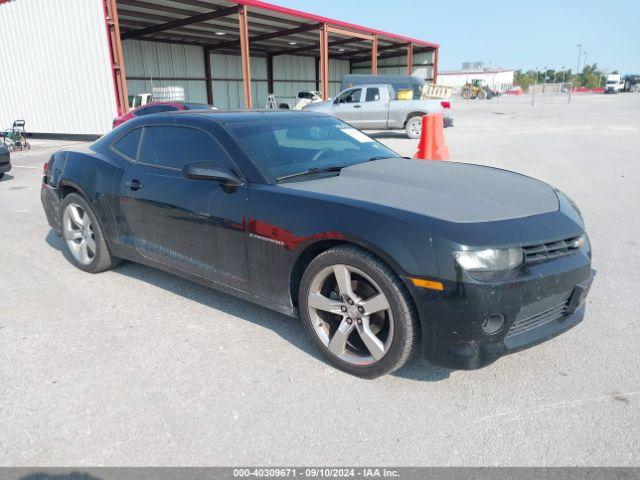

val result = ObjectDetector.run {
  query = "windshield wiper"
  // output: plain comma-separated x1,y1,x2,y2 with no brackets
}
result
276,165,347,182
275,157,397,183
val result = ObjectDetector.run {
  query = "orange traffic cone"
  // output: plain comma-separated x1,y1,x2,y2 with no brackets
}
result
413,113,449,161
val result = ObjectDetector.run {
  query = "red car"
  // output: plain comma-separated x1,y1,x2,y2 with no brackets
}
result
112,102,215,128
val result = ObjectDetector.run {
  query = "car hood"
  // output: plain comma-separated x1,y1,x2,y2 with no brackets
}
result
280,158,559,223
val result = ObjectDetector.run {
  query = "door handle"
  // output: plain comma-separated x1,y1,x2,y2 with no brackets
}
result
126,179,143,191
353,104,362,108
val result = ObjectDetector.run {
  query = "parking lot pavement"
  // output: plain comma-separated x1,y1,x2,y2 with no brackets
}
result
1,94,639,466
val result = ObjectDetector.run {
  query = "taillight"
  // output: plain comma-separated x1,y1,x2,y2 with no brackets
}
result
43,162,48,175
441,101,451,109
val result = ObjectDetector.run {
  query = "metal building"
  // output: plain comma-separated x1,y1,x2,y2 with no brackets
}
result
0,0,439,136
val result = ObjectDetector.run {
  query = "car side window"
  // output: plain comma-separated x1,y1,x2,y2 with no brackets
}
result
365,87,380,102
134,105,178,116
112,128,142,160
138,126,232,171
337,88,362,104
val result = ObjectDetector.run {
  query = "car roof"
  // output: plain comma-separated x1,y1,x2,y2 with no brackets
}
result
166,109,326,124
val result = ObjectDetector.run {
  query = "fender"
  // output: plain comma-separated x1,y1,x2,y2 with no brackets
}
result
54,150,124,255
402,111,428,126
288,233,436,310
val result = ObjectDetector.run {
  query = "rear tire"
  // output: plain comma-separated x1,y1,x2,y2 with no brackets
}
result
0,173,4,180
299,245,419,379
405,116,423,139
60,193,121,273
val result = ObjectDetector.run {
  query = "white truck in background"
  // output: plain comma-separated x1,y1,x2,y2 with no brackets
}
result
303,83,448,139
128,86,187,108
604,74,624,94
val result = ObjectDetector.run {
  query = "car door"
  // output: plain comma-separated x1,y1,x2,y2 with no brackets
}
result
333,88,364,127
119,123,249,291
359,87,389,129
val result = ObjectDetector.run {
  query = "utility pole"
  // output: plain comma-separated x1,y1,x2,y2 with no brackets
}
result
532,66,539,105
576,44,582,76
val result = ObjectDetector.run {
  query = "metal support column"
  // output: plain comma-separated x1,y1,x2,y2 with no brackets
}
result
203,47,213,104
267,53,274,94
103,0,129,114
371,35,378,75
319,23,330,100
406,43,414,77
238,4,252,108
433,47,439,83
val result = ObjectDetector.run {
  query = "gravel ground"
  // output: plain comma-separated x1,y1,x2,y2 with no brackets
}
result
1,93,639,466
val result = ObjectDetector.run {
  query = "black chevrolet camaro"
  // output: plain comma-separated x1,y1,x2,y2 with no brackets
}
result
41,110,594,378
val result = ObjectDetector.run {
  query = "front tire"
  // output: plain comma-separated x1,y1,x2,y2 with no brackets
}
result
405,116,423,139
299,245,419,379
60,193,120,273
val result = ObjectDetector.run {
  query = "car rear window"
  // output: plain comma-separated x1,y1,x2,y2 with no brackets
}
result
365,87,380,102
112,128,142,160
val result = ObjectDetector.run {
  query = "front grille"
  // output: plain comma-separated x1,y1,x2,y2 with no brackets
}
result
522,236,582,264
507,297,570,337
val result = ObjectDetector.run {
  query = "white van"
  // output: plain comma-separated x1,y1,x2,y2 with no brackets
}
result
604,74,624,94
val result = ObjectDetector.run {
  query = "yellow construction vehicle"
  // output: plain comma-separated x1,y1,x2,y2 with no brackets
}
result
461,79,495,100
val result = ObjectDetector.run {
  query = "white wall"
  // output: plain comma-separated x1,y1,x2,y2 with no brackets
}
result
122,40,351,109
0,0,118,135
328,59,351,97
210,53,268,109
437,70,515,92
123,40,207,104
273,55,316,107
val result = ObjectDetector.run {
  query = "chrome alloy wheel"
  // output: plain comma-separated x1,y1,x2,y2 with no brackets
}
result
62,203,96,266
307,264,394,366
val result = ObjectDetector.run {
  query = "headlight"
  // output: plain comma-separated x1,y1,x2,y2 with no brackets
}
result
454,247,523,272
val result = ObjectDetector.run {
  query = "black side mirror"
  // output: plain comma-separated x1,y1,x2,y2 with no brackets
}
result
183,161,244,186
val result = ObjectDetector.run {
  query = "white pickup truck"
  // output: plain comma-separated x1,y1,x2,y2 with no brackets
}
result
303,83,446,139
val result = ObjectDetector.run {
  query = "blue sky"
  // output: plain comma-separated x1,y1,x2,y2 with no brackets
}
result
273,0,639,74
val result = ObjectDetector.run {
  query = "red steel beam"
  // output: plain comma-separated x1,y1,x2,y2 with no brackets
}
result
371,34,378,75
433,47,439,83
319,23,330,100
238,5,253,108
406,43,414,76
103,0,129,114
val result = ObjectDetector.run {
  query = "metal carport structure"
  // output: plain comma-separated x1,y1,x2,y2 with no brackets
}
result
105,0,439,114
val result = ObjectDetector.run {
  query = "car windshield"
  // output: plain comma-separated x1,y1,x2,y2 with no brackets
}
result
226,116,400,182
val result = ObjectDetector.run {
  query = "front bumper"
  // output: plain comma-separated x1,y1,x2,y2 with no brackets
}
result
411,252,594,370
0,161,11,174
